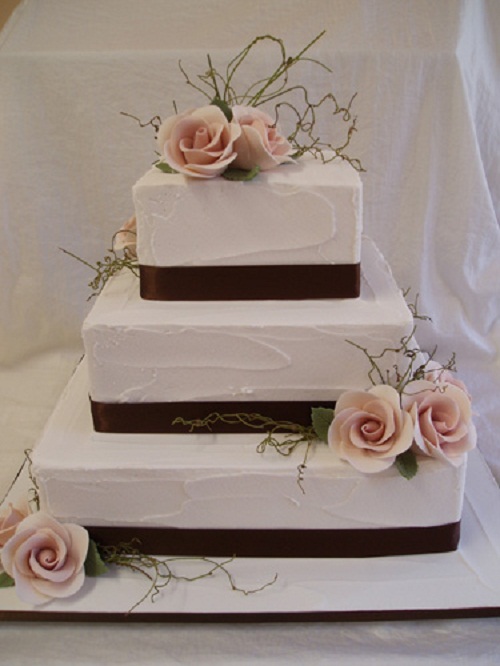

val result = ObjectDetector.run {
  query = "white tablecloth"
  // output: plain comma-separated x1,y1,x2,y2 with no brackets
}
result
1,1,499,663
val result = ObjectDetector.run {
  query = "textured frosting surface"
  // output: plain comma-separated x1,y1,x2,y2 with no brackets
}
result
133,156,362,267
32,362,466,530
83,238,413,403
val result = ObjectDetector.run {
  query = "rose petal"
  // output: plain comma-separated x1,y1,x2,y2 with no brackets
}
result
65,524,90,572
193,126,210,150
232,105,275,126
231,105,293,171
13,571,51,606
10,532,47,576
191,105,230,125
233,125,284,171
0,503,29,547
157,108,196,153
340,443,396,474
32,568,85,600
360,418,384,442
403,380,475,464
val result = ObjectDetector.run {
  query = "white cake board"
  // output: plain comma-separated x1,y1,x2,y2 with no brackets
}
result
1,365,500,622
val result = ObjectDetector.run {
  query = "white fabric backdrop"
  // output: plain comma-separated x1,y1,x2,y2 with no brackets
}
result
1,0,499,662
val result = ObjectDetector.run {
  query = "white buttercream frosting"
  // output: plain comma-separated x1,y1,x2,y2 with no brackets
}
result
133,155,362,267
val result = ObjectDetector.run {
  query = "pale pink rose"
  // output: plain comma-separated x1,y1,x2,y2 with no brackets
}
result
328,385,414,473
231,105,294,171
424,360,471,399
402,379,476,466
114,215,137,258
0,502,29,547
1,512,89,606
157,106,241,178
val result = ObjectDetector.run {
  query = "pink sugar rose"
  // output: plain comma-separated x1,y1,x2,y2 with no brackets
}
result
0,502,29,548
231,105,294,171
402,380,476,466
1,512,89,606
157,105,241,178
114,215,137,258
424,360,471,399
328,385,414,473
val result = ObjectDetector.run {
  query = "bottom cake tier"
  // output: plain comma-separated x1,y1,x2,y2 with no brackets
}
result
32,360,467,558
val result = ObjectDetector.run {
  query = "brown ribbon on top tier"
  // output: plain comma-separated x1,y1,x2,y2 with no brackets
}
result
91,399,336,434
86,522,461,558
139,263,360,301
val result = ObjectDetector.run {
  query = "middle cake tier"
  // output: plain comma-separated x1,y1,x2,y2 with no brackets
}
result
84,238,413,434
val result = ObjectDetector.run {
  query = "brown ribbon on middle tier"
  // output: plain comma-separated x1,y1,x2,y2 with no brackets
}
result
90,399,336,434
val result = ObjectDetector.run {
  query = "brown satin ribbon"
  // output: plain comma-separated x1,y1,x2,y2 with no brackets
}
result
4,605,500,622
86,522,461,558
139,263,360,300
90,399,336,434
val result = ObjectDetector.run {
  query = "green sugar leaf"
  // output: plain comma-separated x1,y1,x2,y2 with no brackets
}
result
84,539,109,577
0,572,15,588
395,449,418,480
211,97,233,121
311,407,334,443
155,161,178,174
222,166,260,182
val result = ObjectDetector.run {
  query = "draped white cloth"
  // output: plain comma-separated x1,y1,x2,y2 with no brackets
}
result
1,1,499,662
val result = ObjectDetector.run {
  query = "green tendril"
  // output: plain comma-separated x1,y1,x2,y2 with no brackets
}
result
346,291,458,394
60,243,139,300
126,32,364,171
99,540,277,614
173,412,317,492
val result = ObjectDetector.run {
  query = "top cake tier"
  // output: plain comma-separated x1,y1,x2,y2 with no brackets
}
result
133,156,362,301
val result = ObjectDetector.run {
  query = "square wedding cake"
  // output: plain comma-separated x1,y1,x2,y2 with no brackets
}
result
32,155,471,560
0,34,480,616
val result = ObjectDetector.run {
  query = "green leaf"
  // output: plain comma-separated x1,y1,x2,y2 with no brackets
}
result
155,161,178,174
222,166,260,182
311,407,334,443
211,97,233,122
84,539,108,577
395,449,418,480
0,571,15,588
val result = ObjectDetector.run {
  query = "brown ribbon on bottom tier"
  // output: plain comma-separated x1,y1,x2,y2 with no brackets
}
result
90,399,336,434
4,606,500,622
87,522,461,558
139,263,361,300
